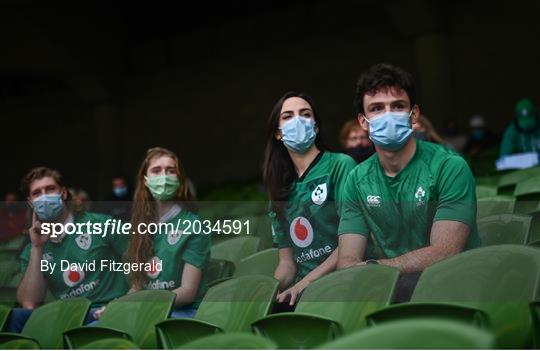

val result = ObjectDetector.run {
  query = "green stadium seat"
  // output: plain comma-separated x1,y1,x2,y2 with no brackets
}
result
78,338,140,349
0,305,11,331
207,236,261,285
497,167,540,196
366,245,540,348
179,332,277,349
0,297,90,349
475,175,501,187
252,265,400,349
477,195,515,218
0,251,19,262
206,258,236,287
514,175,540,214
532,301,539,349
64,290,175,349
0,287,17,307
316,318,496,349
234,248,278,278
0,338,40,349
155,275,278,349
476,185,498,198
0,262,21,287
1,236,28,251
253,214,274,250
477,213,532,246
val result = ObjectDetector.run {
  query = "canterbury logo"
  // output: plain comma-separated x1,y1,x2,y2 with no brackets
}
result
367,195,381,206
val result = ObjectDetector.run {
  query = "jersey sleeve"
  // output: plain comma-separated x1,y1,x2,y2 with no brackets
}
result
268,206,291,249
337,171,369,236
19,243,31,274
182,232,211,269
433,155,477,228
499,124,517,156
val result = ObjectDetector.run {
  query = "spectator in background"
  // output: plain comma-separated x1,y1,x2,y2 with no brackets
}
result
0,192,27,242
69,188,91,215
339,119,375,163
464,115,498,156
412,115,448,145
442,120,467,153
105,176,132,221
500,98,540,156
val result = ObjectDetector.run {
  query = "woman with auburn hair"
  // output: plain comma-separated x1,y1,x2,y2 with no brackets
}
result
95,147,210,319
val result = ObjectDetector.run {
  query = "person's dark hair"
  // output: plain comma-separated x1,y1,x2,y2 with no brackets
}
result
21,166,71,201
262,92,326,215
354,63,416,115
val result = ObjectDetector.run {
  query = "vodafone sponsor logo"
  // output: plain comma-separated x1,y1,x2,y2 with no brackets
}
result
63,266,85,287
146,256,162,279
289,217,314,248
59,280,99,299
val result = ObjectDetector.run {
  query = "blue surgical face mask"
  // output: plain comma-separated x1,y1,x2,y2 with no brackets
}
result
364,110,413,151
32,193,64,222
280,116,317,153
113,185,128,198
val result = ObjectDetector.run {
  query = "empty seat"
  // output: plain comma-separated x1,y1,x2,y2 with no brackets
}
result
366,245,540,348
477,213,532,245
317,318,496,349
252,265,400,349
155,275,278,349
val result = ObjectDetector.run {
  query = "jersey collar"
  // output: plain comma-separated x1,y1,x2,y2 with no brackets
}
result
160,204,182,223
297,151,325,182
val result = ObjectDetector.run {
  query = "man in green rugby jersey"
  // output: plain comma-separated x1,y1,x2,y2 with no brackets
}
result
338,64,480,301
9,167,128,331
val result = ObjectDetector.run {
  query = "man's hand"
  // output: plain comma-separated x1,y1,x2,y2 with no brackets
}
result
29,213,48,248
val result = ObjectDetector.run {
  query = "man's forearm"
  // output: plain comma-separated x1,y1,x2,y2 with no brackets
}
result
378,245,454,273
17,246,47,308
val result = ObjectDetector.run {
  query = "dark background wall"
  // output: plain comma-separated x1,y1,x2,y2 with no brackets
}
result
1,0,539,198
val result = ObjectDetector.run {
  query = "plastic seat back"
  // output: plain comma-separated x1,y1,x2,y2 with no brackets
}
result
514,176,540,214
476,185,497,198
477,213,532,246
411,245,540,348
180,332,277,349
97,289,175,348
195,275,278,333
498,167,540,195
22,297,90,348
234,248,278,278
210,236,261,266
297,265,400,333
317,318,496,349
477,195,515,218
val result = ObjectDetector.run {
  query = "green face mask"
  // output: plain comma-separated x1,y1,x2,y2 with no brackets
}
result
145,175,180,200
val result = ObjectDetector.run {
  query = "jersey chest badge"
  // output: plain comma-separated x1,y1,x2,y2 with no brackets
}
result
311,183,328,205
415,186,426,207
75,233,92,250
289,216,314,248
63,266,85,287
167,229,183,245
147,256,162,279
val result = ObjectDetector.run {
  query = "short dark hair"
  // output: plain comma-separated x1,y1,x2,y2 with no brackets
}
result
354,63,416,115
21,167,65,197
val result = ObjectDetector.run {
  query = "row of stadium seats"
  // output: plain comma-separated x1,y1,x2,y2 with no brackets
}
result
0,244,538,349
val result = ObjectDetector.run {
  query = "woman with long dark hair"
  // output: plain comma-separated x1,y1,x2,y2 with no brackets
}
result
263,92,356,307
